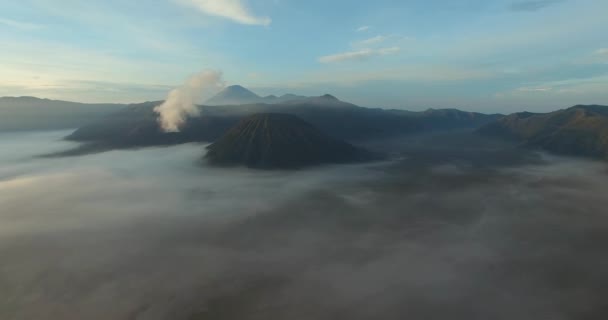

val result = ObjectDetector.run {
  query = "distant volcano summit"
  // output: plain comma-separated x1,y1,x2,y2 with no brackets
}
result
206,85,260,105
205,113,373,169
206,85,307,106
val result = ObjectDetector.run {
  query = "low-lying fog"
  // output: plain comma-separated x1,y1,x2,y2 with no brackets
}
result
1,130,607,320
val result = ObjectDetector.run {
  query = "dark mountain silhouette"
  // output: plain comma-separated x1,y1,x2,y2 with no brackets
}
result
478,105,608,158
64,93,502,155
205,113,373,169
206,85,307,105
63,101,239,151
0,96,124,132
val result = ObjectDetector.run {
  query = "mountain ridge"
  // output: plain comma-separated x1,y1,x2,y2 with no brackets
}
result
63,95,502,155
478,104,608,158
206,85,308,106
0,96,125,132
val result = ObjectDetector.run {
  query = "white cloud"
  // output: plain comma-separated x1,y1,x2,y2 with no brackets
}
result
353,35,389,47
596,48,608,55
319,47,400,63
573,48,608,65
0,18,44,30
356,26,370,32
517,87,553,92
508,75,608,96
176,0,271,26
594,48,608,60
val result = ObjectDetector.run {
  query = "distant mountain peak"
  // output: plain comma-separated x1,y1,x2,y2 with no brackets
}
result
205,85,342,107
206,85,260,106
320,94,339,101
220,85,259,98
206,85,308,106
225,85,254,93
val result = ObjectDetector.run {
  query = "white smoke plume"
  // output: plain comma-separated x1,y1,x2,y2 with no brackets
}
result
154,70,225,132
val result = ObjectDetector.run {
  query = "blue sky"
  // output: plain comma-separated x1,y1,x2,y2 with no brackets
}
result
0,0,607,112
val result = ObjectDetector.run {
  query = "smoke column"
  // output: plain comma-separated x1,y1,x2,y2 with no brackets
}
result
154,70,225,132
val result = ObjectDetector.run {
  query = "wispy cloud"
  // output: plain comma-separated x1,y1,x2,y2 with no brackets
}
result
510,74,608,96
356,26,370,32
576,48,608,65
517,86,553,92
0,18,44,30
595,48,608,56
0,37,196,103
319,47,400,64
509,0,564,12
175,0,271,26
590,48,608,64
321,32,403,64
353,35,389,47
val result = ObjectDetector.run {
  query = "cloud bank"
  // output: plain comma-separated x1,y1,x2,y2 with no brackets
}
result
2,130,608,319
176,0,271,26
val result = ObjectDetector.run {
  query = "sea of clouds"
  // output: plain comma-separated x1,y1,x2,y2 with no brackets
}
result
1,130,607,320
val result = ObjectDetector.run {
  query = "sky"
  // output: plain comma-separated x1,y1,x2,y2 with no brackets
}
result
0,0,607,112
